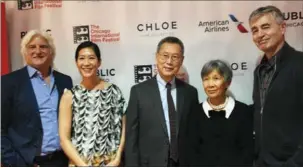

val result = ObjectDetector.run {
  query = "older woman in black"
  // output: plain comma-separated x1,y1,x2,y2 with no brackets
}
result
191,59,254,166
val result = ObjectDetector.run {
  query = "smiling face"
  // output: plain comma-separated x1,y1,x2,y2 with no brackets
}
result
249,13,286,56
156,42,184,82
24,35,53,70
76,47,101,78
202,69,229,100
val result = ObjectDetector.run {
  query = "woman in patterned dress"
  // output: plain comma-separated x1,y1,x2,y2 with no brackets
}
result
59,41,126,166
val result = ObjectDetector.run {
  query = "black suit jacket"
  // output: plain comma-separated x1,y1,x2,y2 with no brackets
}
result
253,42,303,166
125,76,200,166
1,66,73,166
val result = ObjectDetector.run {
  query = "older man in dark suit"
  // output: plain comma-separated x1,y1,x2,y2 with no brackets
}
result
1,30,73,166
125,36,200,166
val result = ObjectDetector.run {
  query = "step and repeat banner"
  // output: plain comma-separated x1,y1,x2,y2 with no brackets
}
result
5,1,303,105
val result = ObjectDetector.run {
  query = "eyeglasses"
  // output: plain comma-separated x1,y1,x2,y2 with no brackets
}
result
157,53,182,63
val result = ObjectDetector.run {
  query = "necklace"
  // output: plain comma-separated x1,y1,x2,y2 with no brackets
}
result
208,96,229,111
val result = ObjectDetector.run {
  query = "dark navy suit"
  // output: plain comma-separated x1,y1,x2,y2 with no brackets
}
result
1,66,73,166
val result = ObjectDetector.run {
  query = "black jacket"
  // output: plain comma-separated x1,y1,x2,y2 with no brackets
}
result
253,42,303,166
195,100,254,167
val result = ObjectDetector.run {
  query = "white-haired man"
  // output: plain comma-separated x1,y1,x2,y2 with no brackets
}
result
1,30,73,166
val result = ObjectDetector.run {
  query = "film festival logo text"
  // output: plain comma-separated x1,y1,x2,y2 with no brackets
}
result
136,21,178,37
134,64,157,83
17,0,62,10
97,68,116,82
283,11,303,28
73,25,120,44
21,29,51,39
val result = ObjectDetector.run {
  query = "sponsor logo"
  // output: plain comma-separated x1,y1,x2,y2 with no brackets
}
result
21,29,51,39
283,11,303,28
134,64,157,83
198,19,230,33
133,64,189,83
230,62,248,76
136,21,178,37
228,14,249,33
73,25,120,44
17,0,62,10
73,26,90,44
97,68,116,82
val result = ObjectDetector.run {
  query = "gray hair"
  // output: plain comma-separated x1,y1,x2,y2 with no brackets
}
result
201,59,233,83
249,5,284,25
20,29,56,58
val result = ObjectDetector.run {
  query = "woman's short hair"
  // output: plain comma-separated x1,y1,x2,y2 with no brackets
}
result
20,29,55,58
201,59,233,83
75,41,101,61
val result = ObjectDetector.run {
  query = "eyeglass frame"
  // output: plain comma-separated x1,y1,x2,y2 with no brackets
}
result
157,52,184,63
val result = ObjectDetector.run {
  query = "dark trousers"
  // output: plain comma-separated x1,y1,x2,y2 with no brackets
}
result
33,150,68,167
168,158,179,167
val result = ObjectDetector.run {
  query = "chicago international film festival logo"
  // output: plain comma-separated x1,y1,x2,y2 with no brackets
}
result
17,0,62,10
73,25,120,44
73,26,90,44
17,0,33,10
134,64,189,83
134,65,157,83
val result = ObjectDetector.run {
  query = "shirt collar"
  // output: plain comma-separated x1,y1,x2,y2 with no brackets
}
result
202,96,235,119
260,43,283,67
156,74,176,88
27,65,54,78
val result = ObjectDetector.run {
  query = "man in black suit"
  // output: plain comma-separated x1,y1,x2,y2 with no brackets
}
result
1,30,73,166
249,6,303,166
125,36,200,166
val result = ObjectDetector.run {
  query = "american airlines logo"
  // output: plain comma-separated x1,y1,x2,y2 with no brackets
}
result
228,14,249,33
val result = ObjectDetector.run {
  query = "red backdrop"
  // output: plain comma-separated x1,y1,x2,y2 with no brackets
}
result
1,2,10,75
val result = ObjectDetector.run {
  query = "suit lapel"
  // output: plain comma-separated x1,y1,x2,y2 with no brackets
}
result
21,67,40,117
176,79,185,135
267,42,292,94
53,71,64,98
53,71,65,115
150,77,169,138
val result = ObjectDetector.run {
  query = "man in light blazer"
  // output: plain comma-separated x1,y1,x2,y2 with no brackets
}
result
1,30,73,166
125,36,200,166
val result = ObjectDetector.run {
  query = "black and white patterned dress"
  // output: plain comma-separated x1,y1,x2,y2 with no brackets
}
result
69,83,125,166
